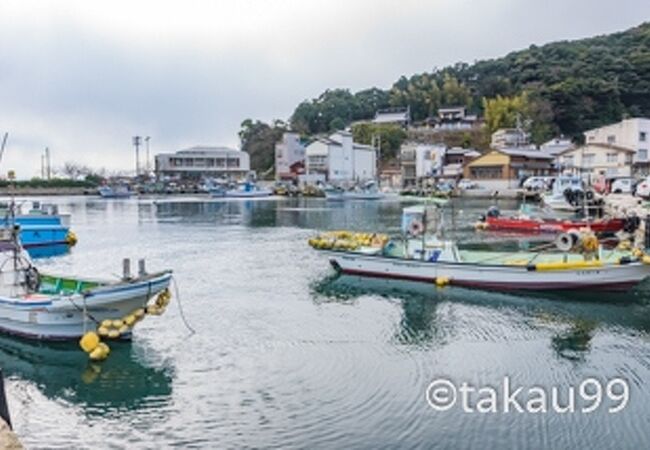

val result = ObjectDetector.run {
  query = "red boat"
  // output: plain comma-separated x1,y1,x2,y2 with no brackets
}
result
478,207,632,234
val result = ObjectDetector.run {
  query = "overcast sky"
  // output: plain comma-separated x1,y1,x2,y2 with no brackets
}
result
0,0,647,178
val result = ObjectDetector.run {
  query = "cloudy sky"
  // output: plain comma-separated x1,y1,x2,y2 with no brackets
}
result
0,0,647,178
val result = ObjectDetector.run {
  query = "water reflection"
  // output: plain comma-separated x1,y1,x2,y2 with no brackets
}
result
314,274,650,361
0,335,173,415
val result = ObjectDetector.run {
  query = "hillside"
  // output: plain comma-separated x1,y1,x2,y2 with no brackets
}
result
290,22,650,139
242,22,650,171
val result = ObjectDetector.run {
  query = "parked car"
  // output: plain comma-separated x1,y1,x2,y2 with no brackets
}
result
636,176,650,198
458,179,479,190
610,177,636,194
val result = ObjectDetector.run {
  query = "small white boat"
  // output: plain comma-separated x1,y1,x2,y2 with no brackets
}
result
325,181,385,201
310,206,650,292
0,229,172,341
541,176,600,212
98,185,132,199
224,181,272,198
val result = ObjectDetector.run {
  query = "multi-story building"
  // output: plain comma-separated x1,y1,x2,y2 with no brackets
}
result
583,118,650,176
304,131,377,183
400,142,446,187
491,128,530,149
155,146,250,180
557,143,634,180
275,132,305,181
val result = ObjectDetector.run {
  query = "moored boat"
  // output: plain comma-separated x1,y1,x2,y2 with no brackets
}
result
309,205,650,292
0,228,172,341
325,181,385,201
223,181,272,198
476,206,632,235
0,201,76,254
98,185,132,199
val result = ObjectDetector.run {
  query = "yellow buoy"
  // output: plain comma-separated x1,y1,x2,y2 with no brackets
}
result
79,332,100,353
101,319,113,329
97,326,110,337
124,315,136,326
643,255,650,265
134,308,146,320
98,342,110,356
89,346,108,361
108,329,120,339
435,276,450,287
118,325,129,335
65,231,78,246
112,319,124,329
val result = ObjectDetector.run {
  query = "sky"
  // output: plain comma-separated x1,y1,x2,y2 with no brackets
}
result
0,0,647,179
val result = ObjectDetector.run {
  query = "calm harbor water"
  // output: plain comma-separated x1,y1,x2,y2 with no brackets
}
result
3,195,650,449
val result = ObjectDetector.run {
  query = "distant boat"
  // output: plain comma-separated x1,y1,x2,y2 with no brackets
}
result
222,181,272,198
98,185,132,199
325,181,385,201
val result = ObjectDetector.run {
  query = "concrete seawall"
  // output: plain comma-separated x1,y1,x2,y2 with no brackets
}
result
0,187,92,196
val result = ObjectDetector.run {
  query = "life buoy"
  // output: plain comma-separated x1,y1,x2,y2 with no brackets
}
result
409,219,424,236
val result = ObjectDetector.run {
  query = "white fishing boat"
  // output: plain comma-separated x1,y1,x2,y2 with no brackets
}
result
0,228,172,341
224,181,272,198
98,185,132,199
309,205,650,292
541,175,600,212
325,181,385,201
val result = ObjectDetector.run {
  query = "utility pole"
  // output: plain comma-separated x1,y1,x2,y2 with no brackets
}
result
45,147,51,180
41,154,45,178
145,136,151,175
132,136,141,176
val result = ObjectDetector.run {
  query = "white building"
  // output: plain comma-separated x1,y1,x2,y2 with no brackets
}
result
275,132,305,181
400,142,446,187
155,146,250,180
557,143,634,180
304,131,377,183
584,118,650,175
491,128,530,149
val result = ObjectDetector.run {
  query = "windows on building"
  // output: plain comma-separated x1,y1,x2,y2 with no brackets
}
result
583,153,595,167
607,135,616,144
606,153,617,163
640,132,647,142
638,149,648,161
470,166,503,179
563,155,574,166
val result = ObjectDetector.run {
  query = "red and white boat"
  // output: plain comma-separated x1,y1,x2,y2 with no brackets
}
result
478,207,632,235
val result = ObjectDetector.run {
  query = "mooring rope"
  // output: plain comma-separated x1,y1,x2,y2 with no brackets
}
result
171,276,195,335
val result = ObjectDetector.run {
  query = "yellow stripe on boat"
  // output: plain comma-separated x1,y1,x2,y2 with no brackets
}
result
534,260,603,271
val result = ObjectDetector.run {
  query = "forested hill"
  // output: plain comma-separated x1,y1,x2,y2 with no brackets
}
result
241,22,650,173
289,22,650,140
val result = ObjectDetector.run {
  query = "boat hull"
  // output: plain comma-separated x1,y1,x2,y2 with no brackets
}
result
224,190,273,198
0,272,172,341
485,216,625,234
325,192,384,201
323,251,648,292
